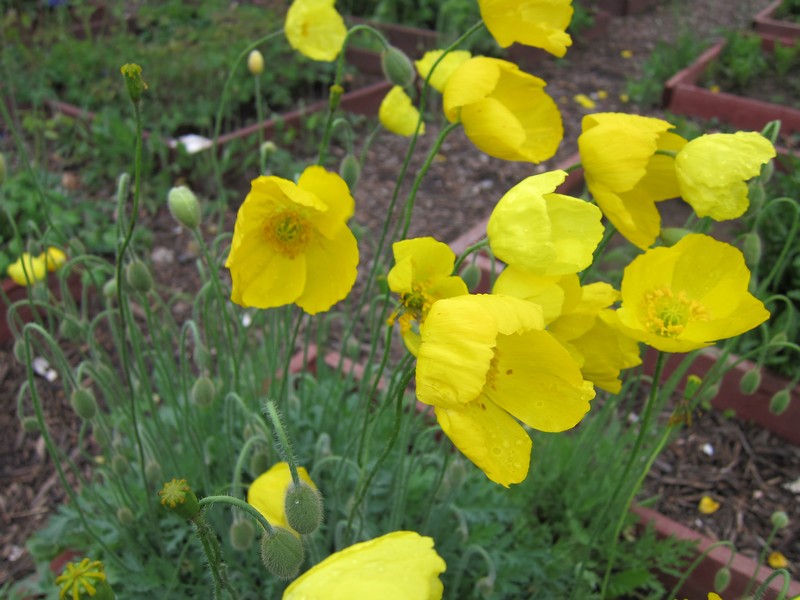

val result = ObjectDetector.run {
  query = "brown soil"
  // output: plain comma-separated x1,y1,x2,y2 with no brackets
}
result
3,0,796,592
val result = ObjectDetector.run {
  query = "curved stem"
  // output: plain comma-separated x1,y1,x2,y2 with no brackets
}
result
198,495,273,534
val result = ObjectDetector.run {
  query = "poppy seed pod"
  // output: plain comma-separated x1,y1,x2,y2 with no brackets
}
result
159,478,201,520
260,527,304,580
167,186,201,230
284,480,323,535
248,49,265,75
381,46,415,88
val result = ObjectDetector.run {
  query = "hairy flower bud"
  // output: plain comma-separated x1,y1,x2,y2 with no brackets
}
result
339,153,361,191
771,510,789,529
713,566,731,593
120,63,148,103
248,49,265,75
70,388,98,420
112,454,129,476
145,460,163,487
382,46,416,88
22,416,39,433
117,506,134,526
739,367,761,395
741,232,762,269
102,278,118,299
191,376,216,407
284,480,323,535
125,260,153,293
260,527,304,580
59,317,84,342
769,388,791,415
249,449,271,477
167,186,201,230
230,518,256,551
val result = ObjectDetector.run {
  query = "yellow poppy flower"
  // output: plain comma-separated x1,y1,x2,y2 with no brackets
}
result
285,0,347,62
283,531,446,599
247,462,317,533
487,170,604,276
225,166,358,315
698,495,721,514
579,112,687,250
443,57,563,163
379,86,424,137
40,246,67,272
387,237,468,355
493,269,581,324
414,49,472,93
477,0,573,58
674,131,775,221
416,294,595,486
547,283,642,393
7,252,47,286
616,234,769,353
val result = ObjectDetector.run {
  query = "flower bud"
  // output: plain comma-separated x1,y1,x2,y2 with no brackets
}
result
229,518,256,551
460,263,482,292
314,432,331,462
741,232,762,269
248,49,265,75
769,389,791,415
260,527,304,580
475,575,495,598
125,260,153,293
339,153,360,191
284,480,323,535
739,367,761,395
112,454,129,476
713,566,731,593
193,343,211,370
102,278,118,299
167,186,201,230
660,227,692,246
250,449,271,476
70,388,98,420
117,506,134,526
771,331,787,345
159,478,201,520
191,376,216,407
120,63,148,103
68,237,86,256
0,151,6,185
771,510,789,529
42,247,67,272
22,416,39,433
59,317,84,342
381,46,416,88
441,457,468,497
747,182,766,212
145,460,163,487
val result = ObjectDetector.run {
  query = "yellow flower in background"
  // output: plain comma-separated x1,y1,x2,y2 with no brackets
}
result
708,594,723,600
574,94,595,109
547,282,642,393
55,558,113,600
487,170,604,276
767,551,789,569
248,462,317,532
443,57,563,163
379,86,424,137
387,237,468,355
579,112,687,250
41,246,67,271
698,495,721,514
674,131,775,221
416,294,595,486
477,0,573,58
621,49,633,58
493,269,581,324
283,531,446,599
616,234,769,353
226,166,358,314
8,252,47,286
285,0,346,62
415,49,471,93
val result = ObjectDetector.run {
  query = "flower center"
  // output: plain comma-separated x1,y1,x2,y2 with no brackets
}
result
265,211,312,258
641,287,709,338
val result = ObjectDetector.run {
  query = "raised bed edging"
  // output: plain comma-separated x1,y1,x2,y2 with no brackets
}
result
663,32,800,138
597,0,662,16
753,0,800,39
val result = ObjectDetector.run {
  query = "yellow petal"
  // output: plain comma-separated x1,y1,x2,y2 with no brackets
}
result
767,551,789,569
299,165,355,226
435,400,532,487
415,50,472,93
248,463,316,532
379,86,424,137
283,531,446,599
284,0,346,62
698,495,720,515
297,225,358,314
492,267,568,324
7,253,47,286
478,0,573,57
41,247,67,272
675,132,776,221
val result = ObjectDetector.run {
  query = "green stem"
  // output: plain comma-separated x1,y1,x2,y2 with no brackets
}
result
264,400,300,486
253,73,267,174
664,540,736,600
199,495,274,534
743,523,780,598
452,238,489,274
191,512,238,600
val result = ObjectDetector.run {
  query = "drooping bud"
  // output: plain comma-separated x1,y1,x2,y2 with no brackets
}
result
59,317,84,342
145,460,163,487
229,518,256,551
381,46,416,88
771,510,789,529
70,387,98,420
125,260,153,292
741,232,762,269
102,278,118,299
260,527,304,580
747,182,766,213
713,566,731,593
193,342,211,370
22,416,39,433
769,388,791,415
284,480,323,535
13,339,26,363
191,376,216,407
117,506,134,526
249,449,271,477
314,432,331,462
159,478,201,520
660,227,692,246
739,367,761,395
248,49,265,75
167,186,201,230
459,263,482,292
339,153,361,191
112,454,129,476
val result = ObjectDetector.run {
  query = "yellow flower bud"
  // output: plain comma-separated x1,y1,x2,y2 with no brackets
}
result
248,49,265,75
167,185,201,229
